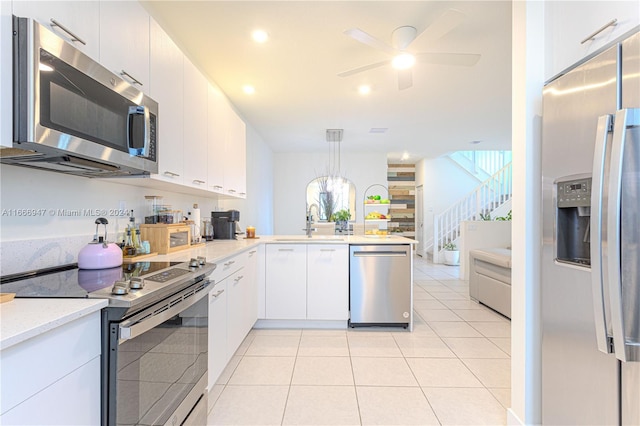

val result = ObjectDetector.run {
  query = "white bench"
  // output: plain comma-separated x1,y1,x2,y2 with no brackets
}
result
469,248,512,319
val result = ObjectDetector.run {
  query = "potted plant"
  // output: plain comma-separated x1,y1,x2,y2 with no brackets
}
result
331,209,351,232
442,241,460,266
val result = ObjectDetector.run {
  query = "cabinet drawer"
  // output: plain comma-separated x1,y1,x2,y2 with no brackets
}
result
210,252,246,284
0,312,101,414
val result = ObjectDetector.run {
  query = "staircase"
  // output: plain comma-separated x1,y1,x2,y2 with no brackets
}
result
448,150,512,181
428,162,512,263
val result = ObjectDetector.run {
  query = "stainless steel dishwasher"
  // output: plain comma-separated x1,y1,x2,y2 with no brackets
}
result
349,245,411,328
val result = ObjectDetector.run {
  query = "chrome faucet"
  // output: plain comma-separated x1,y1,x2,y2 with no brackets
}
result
304,203,318,237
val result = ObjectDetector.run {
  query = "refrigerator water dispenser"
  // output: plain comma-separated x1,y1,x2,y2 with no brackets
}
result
555,175,592,267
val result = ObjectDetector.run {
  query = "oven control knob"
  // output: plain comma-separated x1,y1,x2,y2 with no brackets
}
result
129,277,145,290
112,280,130,295
189,258,199,268
197,256,206,265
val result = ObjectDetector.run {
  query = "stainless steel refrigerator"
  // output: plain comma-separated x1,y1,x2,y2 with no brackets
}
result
541,30,639,425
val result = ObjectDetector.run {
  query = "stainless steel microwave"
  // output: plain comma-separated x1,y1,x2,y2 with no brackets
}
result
2,16,158,177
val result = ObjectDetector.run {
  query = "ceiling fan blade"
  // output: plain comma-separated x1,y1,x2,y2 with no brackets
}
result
343,28,397,55
410,9,466,49
337,59,391,77
416,52,481,67
398,69,413,90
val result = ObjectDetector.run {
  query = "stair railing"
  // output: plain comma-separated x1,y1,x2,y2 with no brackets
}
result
432,162,512,262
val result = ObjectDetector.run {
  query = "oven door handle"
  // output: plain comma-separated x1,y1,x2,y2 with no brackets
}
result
119,280,211,342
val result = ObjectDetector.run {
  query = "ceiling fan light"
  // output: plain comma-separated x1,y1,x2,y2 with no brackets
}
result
392,53,416,70
251,29,269,43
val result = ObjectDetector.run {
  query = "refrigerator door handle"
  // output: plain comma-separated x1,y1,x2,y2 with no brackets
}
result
607,108,640,363
591,114,613,354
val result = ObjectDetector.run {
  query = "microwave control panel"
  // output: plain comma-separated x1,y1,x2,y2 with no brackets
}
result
557,177,592,208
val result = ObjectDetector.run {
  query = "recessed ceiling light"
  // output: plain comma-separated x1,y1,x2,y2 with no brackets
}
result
391,53,416,70
252,30,269,43
401,152,410,161
243,85,255,95
358,85,371,95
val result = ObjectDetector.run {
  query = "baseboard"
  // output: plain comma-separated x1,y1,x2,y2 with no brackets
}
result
507,408,525,426
254,319,347,329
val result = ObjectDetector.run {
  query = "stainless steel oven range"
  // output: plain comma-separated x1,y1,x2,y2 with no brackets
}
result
1,259,215,426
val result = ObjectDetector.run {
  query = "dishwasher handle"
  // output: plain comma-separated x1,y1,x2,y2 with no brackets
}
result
353,251,407,257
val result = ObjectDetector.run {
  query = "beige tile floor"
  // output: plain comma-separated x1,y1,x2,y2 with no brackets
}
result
207,256,511,425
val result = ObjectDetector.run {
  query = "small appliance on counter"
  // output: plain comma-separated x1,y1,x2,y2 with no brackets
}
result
212,210,241,239
78,218,123,269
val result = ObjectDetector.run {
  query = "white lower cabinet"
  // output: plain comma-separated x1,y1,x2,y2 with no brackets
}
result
208,248,259,385
265,244,349,321
265,244,307,319
207,280,227,388
0,311,101,425
307,245,349,320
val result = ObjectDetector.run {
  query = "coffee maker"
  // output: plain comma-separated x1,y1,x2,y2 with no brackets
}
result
212,210,240,240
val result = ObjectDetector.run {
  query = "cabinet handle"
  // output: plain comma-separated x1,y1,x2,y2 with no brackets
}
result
234,275,244,283
212,185,223,189
320,249,336,252
581,19,617,44
193,179,205,185
278,248,294,252
210,289,225,299
224,260,236,267
120,70,143,86
249,250,257,255
49,18,86,45
164,171,180,177
228,189,236,193
239,192,246,196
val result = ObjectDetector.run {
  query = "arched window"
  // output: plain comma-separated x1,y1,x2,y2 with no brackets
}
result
306,176,356,221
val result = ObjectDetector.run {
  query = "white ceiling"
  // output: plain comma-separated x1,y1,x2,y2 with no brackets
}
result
142,1,512,162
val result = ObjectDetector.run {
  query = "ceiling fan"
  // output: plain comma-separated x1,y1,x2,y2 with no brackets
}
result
337,9,481,90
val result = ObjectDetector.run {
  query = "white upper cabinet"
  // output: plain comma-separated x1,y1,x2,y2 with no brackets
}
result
149,19,184,184
225,109,247,198
182,57,209,189
99,1,149,90
207,84,227,193
545,1,640,79
12,1,100,59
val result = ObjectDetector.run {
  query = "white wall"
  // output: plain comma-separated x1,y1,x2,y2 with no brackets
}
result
510,1,544,425
415,156,482,256
273,151,387,235
221,124,274,236
460,220,512,281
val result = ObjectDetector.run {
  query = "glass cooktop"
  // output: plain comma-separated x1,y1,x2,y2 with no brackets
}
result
0,262,183,298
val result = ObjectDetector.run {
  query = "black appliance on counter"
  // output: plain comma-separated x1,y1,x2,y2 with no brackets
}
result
212,210,240,239
1,259,215,426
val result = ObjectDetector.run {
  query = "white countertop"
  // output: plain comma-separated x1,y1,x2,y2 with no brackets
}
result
0,298,107,350
151,234,417,263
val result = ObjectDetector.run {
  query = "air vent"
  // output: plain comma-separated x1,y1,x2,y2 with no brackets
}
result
369,128,388,134
326,129,343,142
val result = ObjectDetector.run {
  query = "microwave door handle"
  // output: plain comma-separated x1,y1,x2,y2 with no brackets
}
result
127,105,150,157
591,114,613,354
607,108,640,363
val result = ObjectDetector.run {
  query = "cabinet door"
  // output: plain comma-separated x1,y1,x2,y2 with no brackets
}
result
12,1,100,59
207,84,227,193
99,1,149,89
224,109,247,198
149,19,184,183
182,57,209,189
226,266,247,358
545,2,640,79
243,247,260,333
208,280,227,387
265,244,307,319
307,245,349,320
